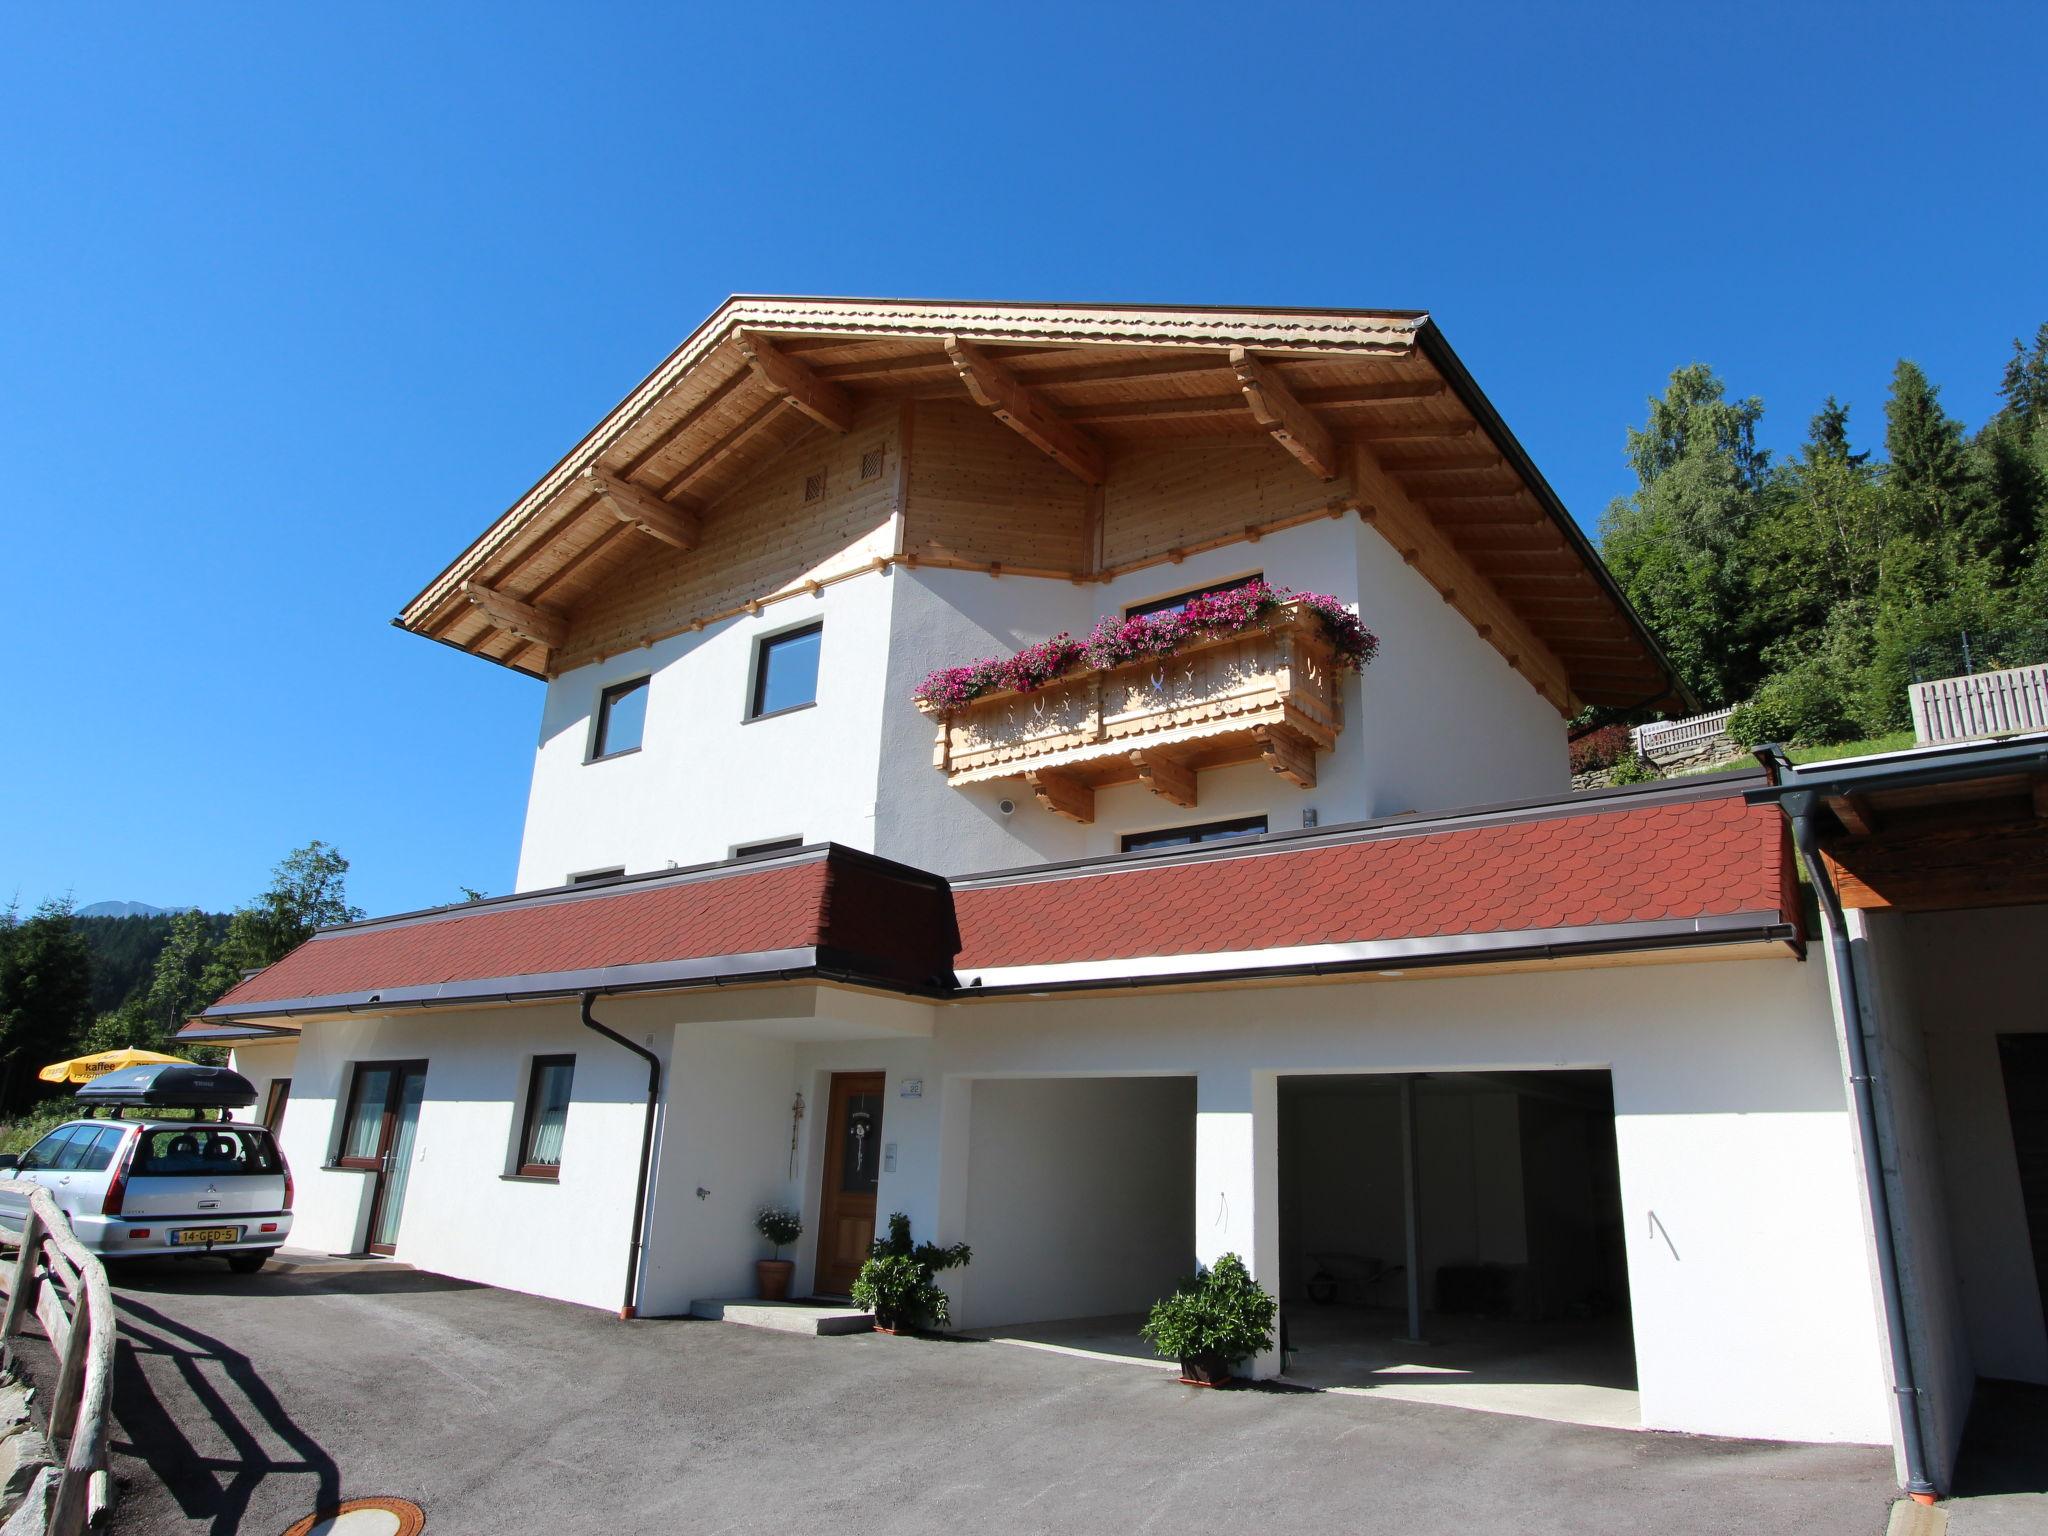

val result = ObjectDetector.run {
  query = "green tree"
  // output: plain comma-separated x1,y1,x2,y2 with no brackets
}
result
0,898,96,1114
202,841,364,998
1600,364,1771,706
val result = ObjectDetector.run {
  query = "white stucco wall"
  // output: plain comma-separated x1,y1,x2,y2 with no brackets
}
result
229,1039,298,1131
516,514,1569,889
266,997,671,1312
957,1076,1195,1329
514,580,895,891
253,949,1886,1447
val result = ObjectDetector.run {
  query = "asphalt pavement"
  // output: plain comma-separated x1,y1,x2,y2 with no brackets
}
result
80,1255,1899,1535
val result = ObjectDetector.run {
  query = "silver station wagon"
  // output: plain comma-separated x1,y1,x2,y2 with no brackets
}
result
0,1063,292,1272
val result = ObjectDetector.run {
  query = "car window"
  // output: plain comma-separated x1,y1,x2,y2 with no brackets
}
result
132,1126,280,1178
19,1126,81,1172
71,1127,127,1173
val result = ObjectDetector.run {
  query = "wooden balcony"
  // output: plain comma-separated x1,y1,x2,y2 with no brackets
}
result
921,602,1345,824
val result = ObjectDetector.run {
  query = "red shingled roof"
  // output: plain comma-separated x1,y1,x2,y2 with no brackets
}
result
197,848,959,1023
952,790,1792,972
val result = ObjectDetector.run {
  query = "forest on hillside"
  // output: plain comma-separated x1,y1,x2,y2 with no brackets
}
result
1598,324,2048,745
0,844,363,1115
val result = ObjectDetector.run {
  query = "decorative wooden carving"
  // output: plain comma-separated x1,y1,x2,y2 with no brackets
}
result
1027,769,1096,824
735,331,856,434
944,336,1107,485
461,580,567,652
1230,347,1339,480
1256,724,1319,789
578,468,701,549
1131,749,1198,807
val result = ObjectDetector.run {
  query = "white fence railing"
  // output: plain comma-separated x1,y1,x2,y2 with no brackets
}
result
0,1182,116,1534
1630,706,1737,761
1911,663,2048,745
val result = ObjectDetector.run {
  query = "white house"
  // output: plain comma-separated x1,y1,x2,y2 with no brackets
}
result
187,298,2048,1500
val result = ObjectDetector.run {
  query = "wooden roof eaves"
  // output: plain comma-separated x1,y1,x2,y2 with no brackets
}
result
394,297,1434,637
1409,322,1696,714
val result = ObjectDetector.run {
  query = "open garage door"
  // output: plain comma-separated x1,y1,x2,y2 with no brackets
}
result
1278,1070,1638,1427
955,1076,1195,1334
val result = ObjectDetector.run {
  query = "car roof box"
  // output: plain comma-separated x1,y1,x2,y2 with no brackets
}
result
75,1063,258,1111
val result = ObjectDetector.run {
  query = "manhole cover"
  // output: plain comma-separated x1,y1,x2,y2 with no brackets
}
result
280,1496,425,1536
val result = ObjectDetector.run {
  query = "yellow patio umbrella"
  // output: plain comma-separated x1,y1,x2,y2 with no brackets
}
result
37,1048,192,1085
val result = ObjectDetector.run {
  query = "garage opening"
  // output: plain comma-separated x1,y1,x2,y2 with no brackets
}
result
1278,1070,1638,1427
955,1076,1195,1342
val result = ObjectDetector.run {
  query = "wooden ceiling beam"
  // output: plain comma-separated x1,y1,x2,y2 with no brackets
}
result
1350,443,1576,714
1064,393,1249,424
1022,353,1238,389
1828,793,1881,837
461,580,568,653
1352,422,1482,444
736,331,856,434
945,335,1107,485
616,364,752,479
661,397,788,497
1230,347,1340,480
812,351,955,381
1386,453,1509,477
578,467,701,550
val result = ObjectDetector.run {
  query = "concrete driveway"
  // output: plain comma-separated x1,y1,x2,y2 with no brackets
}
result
84,1255,1899,1535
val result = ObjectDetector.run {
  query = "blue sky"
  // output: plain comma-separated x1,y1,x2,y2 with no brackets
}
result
3,2,2042,918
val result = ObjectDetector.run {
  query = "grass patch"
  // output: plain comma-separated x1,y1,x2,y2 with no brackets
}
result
1782,731,1919,764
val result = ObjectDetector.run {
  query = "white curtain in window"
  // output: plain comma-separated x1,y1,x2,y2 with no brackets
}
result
528,1061,573,1167
342,1068,392,1161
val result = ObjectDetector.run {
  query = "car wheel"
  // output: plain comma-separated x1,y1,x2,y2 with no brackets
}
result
226,1252,269,1275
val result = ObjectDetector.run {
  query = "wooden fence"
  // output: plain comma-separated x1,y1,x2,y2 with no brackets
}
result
0,1182,116,1534
1630,706,1737,762
1910,663,2048,745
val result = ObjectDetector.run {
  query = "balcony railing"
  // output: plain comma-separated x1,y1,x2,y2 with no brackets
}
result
920,602,1345,823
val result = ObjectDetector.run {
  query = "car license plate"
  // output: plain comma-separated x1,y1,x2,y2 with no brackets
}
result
171,1226,241,1246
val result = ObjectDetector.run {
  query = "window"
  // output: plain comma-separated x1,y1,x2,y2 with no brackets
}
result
734,837,803,859
68,1126,127,1173
748,622,823,720
1121,815,1269,853
132,1126,280,1177
570,868,625,885
264,1079,292,1132
592,677,649,759
517,1056,575,1179
17,1127,75,1172
1125,573,1264,619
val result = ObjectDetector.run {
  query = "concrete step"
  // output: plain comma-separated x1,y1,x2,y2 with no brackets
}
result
691,1298,874,1336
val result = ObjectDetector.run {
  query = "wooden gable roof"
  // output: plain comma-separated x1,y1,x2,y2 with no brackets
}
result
397,296,1688,712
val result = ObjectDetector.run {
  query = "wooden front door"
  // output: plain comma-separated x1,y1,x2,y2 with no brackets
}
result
814,1072,885,1296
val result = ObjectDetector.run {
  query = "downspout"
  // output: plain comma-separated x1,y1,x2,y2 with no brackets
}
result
580,991,662,1321
1778,787,1937,1503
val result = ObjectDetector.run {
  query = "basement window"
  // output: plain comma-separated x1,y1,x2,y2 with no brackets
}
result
591,677,649,759
748,622,823,720
1125,573,1264,619
1121,815,1269,853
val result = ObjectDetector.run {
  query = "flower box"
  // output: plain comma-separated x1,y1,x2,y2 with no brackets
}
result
918,600,1350,824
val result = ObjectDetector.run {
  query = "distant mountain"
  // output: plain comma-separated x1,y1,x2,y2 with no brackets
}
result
76,901,196,919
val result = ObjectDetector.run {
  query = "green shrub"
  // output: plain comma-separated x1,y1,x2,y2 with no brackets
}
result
1727,655,1860,748
1606,752,1660,785
850,1212,971,1331
0,1103,78,1157
1140,1253,1276,1370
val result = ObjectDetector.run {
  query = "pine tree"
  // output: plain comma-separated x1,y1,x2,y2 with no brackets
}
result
0,899,96,1114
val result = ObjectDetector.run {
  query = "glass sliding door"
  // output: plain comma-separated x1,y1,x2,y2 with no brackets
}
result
339,1060,429,1256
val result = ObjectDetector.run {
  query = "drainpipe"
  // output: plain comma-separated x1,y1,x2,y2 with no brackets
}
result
580,991,662,1321
1778,789,1937,1503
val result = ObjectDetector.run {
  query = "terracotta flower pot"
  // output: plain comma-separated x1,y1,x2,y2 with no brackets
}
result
1177,1354,1234,1387
756,1258,794,1301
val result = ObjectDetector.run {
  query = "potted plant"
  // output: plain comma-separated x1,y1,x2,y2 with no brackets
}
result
850,1212,972,1334
755,1207,803,1301
1140,1253,1277,1387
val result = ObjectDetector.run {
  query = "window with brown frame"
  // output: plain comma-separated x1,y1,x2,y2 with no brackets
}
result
263,1078,292,1132
516,1056,575,1179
